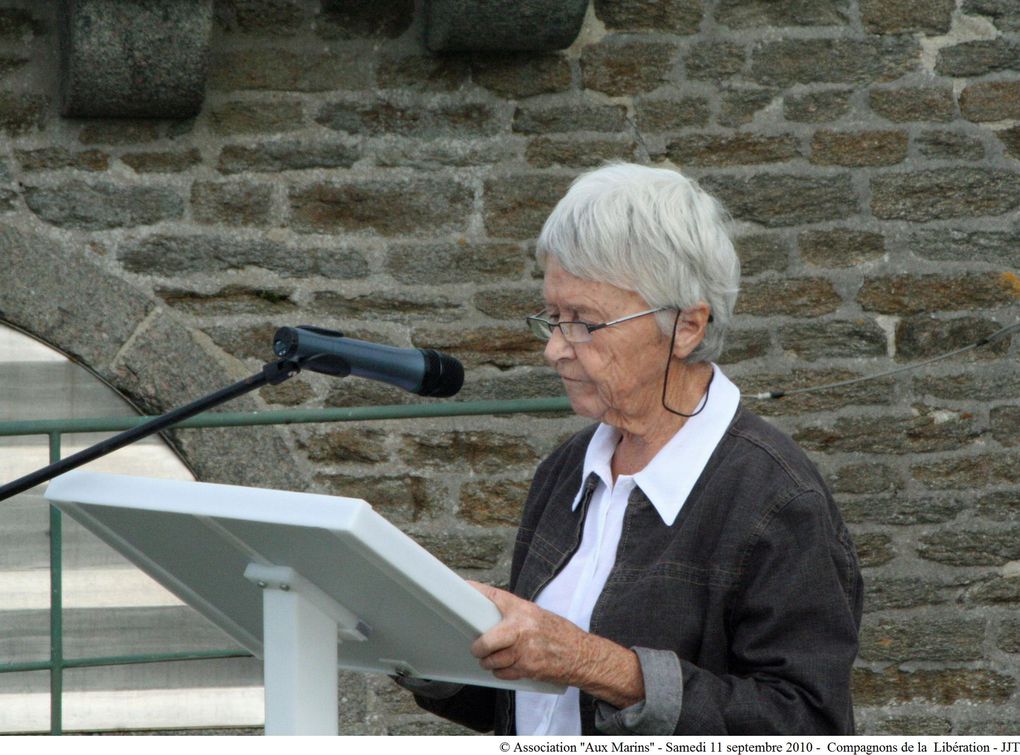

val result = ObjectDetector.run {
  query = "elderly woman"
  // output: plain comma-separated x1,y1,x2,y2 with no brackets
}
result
405,163,862,735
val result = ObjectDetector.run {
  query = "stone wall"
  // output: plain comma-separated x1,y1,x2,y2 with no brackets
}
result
1,0,1019,736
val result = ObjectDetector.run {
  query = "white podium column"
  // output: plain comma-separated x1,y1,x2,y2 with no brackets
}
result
246,564,340,735
262,585,339,735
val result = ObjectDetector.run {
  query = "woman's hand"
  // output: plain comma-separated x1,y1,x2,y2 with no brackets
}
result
468,581,645,709
468,581,586,684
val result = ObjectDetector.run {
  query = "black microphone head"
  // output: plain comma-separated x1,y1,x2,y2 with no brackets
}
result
418,349,464,397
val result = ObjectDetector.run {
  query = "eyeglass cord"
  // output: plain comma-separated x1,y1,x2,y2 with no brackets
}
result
661,309,713,418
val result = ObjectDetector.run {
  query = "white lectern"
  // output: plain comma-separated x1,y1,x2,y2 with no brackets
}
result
45,471,561,735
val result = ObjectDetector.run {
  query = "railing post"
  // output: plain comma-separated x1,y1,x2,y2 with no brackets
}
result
49,431,63,736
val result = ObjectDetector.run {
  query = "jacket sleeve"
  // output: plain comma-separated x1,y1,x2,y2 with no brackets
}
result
597,489,862,735
399,679,498,733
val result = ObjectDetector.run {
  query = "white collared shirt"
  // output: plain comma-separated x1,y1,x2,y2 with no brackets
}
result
515,365,740,735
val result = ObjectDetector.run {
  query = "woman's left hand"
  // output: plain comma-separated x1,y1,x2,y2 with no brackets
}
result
468,581,645,709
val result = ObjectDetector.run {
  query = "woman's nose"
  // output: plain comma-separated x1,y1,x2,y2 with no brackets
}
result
544,327,575,363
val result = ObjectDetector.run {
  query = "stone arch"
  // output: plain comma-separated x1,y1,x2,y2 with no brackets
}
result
0,221,304,491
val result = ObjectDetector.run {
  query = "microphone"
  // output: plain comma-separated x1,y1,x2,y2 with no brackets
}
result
272,326,464,398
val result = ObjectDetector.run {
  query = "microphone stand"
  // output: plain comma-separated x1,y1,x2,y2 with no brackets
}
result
0,358,301,503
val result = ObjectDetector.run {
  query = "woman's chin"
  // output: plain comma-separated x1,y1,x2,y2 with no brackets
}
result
563,386,605,422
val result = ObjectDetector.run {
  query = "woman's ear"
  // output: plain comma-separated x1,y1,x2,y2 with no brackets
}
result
670,303,712,360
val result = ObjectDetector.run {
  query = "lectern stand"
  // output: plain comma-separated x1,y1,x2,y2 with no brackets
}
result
45,471,562,735
244,563,345,735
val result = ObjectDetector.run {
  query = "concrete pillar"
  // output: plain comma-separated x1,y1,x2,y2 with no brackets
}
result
59,0,213,118
425,0,588,52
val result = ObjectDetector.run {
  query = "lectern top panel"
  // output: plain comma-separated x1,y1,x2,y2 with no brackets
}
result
48,471,367,528
45,470,561,694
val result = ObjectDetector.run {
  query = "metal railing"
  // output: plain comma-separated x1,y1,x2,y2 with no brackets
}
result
0,397,572,735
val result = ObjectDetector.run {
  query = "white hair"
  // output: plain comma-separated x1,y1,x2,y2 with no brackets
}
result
536,163,740,363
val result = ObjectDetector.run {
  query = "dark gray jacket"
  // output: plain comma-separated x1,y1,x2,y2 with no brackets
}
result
413,405,863,735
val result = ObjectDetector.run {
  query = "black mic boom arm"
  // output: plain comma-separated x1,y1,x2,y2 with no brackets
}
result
0,358,300,503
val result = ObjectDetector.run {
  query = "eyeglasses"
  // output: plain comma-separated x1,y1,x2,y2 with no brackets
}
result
526,307,667,343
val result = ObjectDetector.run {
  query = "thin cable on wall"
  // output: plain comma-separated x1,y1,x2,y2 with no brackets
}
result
747,320,1020,401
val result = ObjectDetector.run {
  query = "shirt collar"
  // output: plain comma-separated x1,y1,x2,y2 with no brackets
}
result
571,364,741,526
